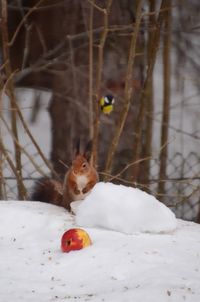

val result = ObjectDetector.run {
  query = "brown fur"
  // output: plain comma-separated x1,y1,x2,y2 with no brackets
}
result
63,155,99,209
31,143,98,211
31,178,63,206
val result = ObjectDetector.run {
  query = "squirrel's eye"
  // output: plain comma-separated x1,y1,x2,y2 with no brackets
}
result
82,162,87,168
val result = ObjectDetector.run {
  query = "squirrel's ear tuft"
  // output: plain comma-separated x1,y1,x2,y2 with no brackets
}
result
84,140,92,162
74,138,81,157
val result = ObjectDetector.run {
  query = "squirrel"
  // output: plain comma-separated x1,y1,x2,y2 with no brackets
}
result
31,140,99,211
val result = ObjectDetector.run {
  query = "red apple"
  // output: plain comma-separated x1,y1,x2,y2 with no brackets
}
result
61,228,92,253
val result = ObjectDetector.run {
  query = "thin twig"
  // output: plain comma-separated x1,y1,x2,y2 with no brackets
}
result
1,0,25,199
86,0,105,13
92,0,113,166
0,137,27,199
8,1,66,11
132,0,169,181
9,0,46,46
158,0,172,197
13,100,58,178
104,156,151,182
0,114,48,178
59,159,69,170
1,69,57,179
104,1,143,177
88,0,94,139
0,80,7,199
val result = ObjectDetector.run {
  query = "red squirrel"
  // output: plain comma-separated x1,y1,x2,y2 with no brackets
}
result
31,141,99,211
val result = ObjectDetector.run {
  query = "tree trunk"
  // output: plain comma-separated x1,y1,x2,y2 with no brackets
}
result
158,0,171,198
131,0,168,183
139,0,155,187
8,1,144,177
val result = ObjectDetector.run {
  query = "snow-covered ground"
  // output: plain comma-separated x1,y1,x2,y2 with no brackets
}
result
1,188,200,302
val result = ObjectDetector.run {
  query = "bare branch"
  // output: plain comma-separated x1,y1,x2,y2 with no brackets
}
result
92,0,113,166
131,0,169,182
88,0,94,139
104,0,143,177
9,0,46,47
1,0,25,199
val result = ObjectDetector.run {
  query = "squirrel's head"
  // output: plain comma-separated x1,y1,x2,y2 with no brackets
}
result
72,155,91,175
71,139,94,175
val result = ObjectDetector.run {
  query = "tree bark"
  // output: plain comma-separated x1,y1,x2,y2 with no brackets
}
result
139,0,155,186
7,1,144,177
158,0,171,198
104,0,143,177
131,0,169,183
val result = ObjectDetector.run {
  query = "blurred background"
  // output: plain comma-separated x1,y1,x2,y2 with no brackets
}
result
0,0,200,221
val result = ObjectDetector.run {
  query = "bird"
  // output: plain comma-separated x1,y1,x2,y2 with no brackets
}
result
100,94,115,114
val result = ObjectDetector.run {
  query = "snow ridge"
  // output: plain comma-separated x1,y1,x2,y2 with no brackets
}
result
75,182,177,234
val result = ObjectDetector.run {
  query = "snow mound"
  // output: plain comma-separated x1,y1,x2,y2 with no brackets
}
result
75,182,177,234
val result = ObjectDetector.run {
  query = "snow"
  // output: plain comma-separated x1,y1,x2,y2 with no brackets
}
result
75,182,177,234
1,200,200,302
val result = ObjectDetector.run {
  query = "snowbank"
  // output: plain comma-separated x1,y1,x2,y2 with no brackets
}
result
75,182,177,234
0,200,200,302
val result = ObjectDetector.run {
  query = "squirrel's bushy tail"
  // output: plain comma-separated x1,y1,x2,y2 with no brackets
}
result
31,178,63,206
30,140,98,210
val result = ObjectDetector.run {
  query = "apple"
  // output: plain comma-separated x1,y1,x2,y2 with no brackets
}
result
61,228,92,253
